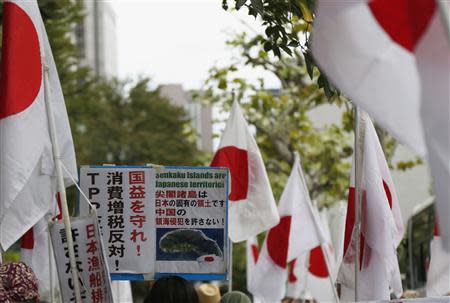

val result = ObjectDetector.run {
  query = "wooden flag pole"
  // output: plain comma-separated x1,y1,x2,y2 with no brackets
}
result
43,66,82,303
295,154,340,303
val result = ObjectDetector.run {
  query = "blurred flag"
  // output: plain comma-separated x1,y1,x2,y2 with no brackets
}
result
426,220,450,296
246,236,259,290
246,236,262,303
0,0,77,250
249,155,326,302
211,101,279,242
313,0,450,251
338,114,404,301
327,201,347,269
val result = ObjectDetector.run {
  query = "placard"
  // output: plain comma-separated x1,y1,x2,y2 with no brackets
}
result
50,215,113,303
79,165,228,280
79,167,154,274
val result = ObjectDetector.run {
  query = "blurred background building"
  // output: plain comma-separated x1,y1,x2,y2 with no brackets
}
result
159,84,213,153
76,0,118,78
75,2,213,152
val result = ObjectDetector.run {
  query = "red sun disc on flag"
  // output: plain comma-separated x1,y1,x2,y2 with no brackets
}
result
0,2,42,119
369,0,436,52
211,146,249,201
308,246,328,278
267,215,291,269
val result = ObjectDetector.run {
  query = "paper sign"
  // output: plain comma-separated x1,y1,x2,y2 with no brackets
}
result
79,167,155,274
79,166,228,279
50,215,113,303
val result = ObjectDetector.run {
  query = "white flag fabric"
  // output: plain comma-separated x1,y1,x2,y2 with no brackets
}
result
327,201,347,269
21,217,60,302
246,236,259,290
21,194,63,301
287,210,336,303
246,236,262,303
211,101,279,242
249,156,326,302
0,0,77,250
111,281,134,303
313,0,450,251
426,221,450,297
338,114,404,301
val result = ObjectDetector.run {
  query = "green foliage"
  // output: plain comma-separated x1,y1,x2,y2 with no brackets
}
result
201,32,352,205
71,78,204,167
3,250,20,263
221,0,341,97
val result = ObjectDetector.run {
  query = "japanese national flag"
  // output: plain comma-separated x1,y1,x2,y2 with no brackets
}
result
426,220,450,297
312,0,450,251
287,211,336,303
246,236,262,303
0,0,77,250
249,156,326,302
20,193,62,301
21,217,59,301
211,101,279,242
338,114,404,301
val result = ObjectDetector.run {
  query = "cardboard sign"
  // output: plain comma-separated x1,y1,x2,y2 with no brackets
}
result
79,166,229,280
50,215,113,303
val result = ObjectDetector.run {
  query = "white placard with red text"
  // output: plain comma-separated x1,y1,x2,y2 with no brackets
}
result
50,215,113,303
79,166,228,280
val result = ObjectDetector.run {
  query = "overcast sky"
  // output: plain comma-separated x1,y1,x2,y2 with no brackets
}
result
112,0,280,90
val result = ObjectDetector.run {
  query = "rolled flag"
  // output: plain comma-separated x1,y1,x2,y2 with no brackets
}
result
338,114,404,301
313,0,450,251
249,155,326,302
0,0,77,250
211,101,279,242
426,219,450,297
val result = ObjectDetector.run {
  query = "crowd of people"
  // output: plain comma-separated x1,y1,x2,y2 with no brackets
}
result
144,276,251,303
0,261,252,303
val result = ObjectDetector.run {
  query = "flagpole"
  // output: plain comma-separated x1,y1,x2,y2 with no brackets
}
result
228,90,236,293
47,221,55,303
295,154,340,303
43,66,82,303
353,106,365,302
228,237,233,292
436,0,450,43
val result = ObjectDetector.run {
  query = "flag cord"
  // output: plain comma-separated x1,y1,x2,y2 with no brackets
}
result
436,0,450,43
60,162,96,212
295,154,340,303
43,66,82,303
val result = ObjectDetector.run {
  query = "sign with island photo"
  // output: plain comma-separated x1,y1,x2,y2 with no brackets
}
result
79,165,229,281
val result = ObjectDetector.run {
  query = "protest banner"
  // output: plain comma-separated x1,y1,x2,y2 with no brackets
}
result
79,165,229,281
50,214,113,303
